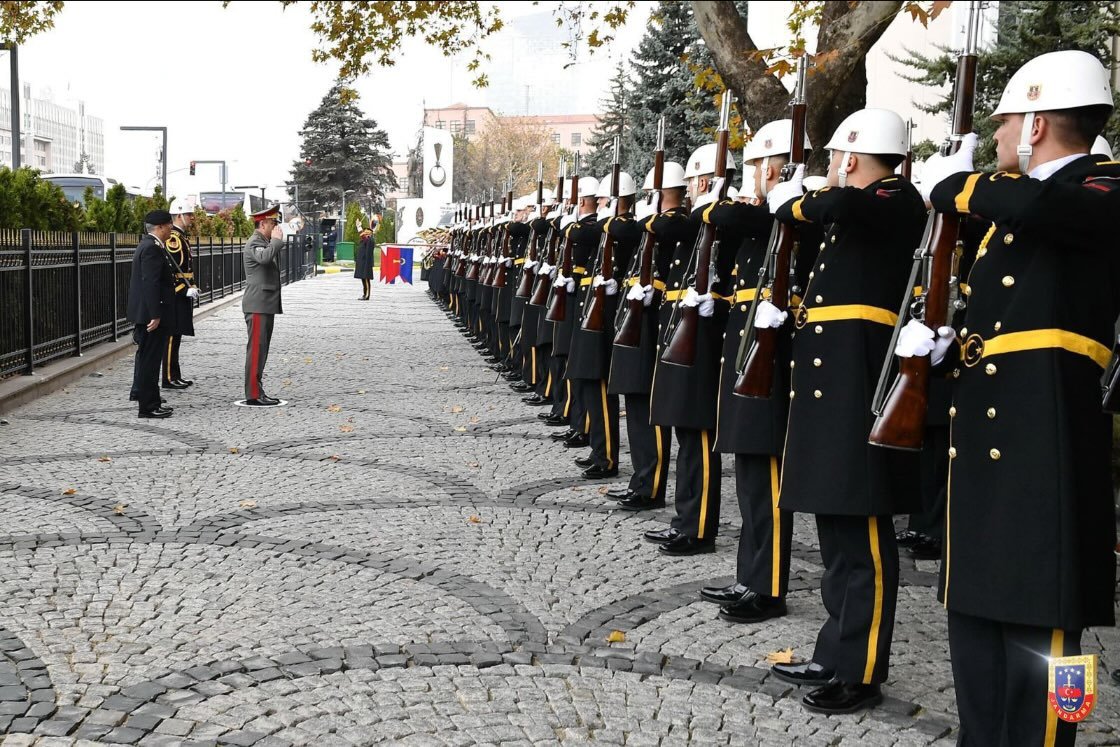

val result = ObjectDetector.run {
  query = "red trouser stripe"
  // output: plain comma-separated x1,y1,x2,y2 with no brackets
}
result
249,313,262,399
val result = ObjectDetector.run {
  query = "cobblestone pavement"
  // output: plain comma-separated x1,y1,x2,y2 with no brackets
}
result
1,272,1119,746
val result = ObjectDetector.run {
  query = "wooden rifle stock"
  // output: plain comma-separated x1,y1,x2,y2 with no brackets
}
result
545,172,580,323
516,172,547,298
868,17,978,450
581,157,622,332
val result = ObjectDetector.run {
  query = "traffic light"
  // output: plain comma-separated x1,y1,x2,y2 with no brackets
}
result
189,160,196,176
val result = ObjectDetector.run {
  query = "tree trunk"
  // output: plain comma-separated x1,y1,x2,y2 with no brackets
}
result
692,0,902,175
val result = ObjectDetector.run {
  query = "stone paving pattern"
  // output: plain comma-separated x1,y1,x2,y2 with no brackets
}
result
0,272,1118,745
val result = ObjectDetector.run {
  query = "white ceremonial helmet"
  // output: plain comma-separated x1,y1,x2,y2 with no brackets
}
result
169,198,196,215
595,171,637,198
991,50,1114,172
743,119,813,197
641,161,687,190
825,108,908,187
683,142,737,179
577,176,601,199
1093,136,1114,159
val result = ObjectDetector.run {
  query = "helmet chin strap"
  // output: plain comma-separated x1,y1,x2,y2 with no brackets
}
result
759,157,771,197
1017,112,1036,174
837,152,852,187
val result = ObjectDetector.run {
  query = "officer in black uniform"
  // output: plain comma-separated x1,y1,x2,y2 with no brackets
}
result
127,210,178,418
503,204,532,377
766,108,925,715
161,199,199,390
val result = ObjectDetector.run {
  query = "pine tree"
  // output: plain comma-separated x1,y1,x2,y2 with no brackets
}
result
896,1,1120,168
288,81,397,214
582,71,633,181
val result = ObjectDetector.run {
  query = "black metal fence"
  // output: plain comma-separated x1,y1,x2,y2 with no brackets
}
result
0,230,317,379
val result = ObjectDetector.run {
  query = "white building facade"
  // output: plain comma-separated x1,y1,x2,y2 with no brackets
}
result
0,84,105,174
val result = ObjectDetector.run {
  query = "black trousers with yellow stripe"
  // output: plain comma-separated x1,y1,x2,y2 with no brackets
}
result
949,612,1079,747
161,334,184,384
734,454,792,598
669,428,721,540
575,379,618,470
624,394,669,501
812,514,898,685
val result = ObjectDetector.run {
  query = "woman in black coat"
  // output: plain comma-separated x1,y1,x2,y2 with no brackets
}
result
354,218,378,299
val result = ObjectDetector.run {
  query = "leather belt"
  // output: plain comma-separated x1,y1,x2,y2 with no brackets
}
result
962,329,1111,368
573,265,588,275
580,277,594,287
174,272,193,279
625,277,666,291
663,289,728,302
794,304,898,330
514,258,526,266
733,289,757,303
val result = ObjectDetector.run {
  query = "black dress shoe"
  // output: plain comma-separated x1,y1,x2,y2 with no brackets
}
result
583,465,620,479
174,379,194,387
523,395,552,406
510,382,534,393
502,372,523,382
138,408,173,419
802,681,882,715
536,411,553,420
162,380,190,390
895,529,925,547
700,582,751,605
908,536,942,561
563,433,590,448
617,493,665,511
658,534,715,556
606,486,631,499
643,527,680,544
259,395,281,405
550,429,576,441
243,398,280,407
574,456,595,468
770,661,835,687
544,414,568,427
484,356,503,364
719,591,787,624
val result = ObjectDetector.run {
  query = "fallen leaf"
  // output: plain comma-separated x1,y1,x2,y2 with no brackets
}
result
467,515,483,524
765,648,795,664
468,416,480,424
303,357,313,364
113,503,127,515
229,447,240,454
239,499,257,509
454,426,467,432
357,389,366,395
597,486,610,495
62,488,77,495
97,456,112,463
339,425,354,433
327,404,342,413
282,379,292,387
450,405,464,413
439,366,449,371
467,461,480,468
607,630,626,643
326,455,341,461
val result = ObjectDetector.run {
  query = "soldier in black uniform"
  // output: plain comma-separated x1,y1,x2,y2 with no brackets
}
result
567,172,642,478
502,204,532,378
127,210,178,418
644,143,734,556
609,164,686,509
700,120,815,623
912,50,1120,746
161,199,199,390
513,201,555,393
766,108,926,715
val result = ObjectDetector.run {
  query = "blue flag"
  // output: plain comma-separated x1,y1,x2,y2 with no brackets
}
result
399,247,414,284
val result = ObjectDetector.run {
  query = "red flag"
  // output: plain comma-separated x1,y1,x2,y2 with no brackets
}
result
380,246,400,283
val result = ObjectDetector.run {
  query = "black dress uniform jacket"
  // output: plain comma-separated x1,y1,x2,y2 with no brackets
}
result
506,220,531,327
165,226,195,336
535,213,565,349
127,234,178,328
776,176,926,516
931,155,1120,630
520,218,552,348
552,213,599,357
649,205,727,431
568,212,642,380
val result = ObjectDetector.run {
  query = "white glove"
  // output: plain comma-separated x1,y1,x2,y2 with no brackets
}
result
895,319,956,365
503,258,512,267
680,288,700,308
592,274,605,288
681,288,715,317
803,175,828,192
186,287,200,299
566,278,576,293
603,278,618,296
766,164,805,215
537,262,553,276
642,284,654,307
525,260,538,271
919,132,977,204
625,283,645,302
753,300,788,329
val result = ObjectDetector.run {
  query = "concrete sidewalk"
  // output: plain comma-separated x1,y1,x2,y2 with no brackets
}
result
0,272,1117,745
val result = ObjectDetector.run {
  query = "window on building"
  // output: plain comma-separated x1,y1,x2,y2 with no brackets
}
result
434,120,445,129
551,132,561,145
465,119,476,135
34,139,49,170
570,132,581,147
450,121,462,134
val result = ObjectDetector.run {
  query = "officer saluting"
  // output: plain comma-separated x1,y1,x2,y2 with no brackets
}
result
242,205,285,406
162,199,200,391
911,50,1120,746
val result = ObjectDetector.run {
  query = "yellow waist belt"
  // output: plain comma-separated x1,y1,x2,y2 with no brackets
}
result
962,329,1111,368
794,304,898,329
625,277,667,291
732,289,757,303
572,265,588,275
663,289,729,302
580,276,594,287
514,258,526,266
174,272,193,279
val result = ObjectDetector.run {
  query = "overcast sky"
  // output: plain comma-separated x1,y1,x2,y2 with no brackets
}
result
13,0,654,201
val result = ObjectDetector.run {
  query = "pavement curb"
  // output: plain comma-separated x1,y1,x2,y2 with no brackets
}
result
0,291,245,417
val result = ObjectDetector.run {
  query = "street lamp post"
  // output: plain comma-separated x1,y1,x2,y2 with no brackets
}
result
1,44,20,169
120,126,168,197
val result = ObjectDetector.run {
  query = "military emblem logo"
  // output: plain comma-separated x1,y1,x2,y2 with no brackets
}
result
847,130,859,143
764,138,773,149
1048,655,1097,723
1027,84,1041,102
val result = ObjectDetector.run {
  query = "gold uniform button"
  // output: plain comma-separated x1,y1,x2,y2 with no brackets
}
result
739,329,745,337
1003,233,1014,245
789,390,796,399
673,282,680,288
722,333,727,339
808,272,815,280
831,235,837,243
985,363,997,375
819,263,826,271
948,447,957,459
993,321,1002,331
790,360,796,369
813,358,822,367
815,295,823,303
1002,276,1015,287
814,325,823,334
674,259,681,265
740,304,748,312
720,357,726,363
990,448,1001,460
987,407,997,419
949,406,957,417
813,389,822,398
739,279,746,286
961,327,968,337
819,242,826,250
